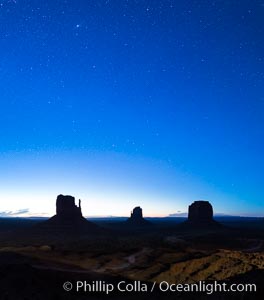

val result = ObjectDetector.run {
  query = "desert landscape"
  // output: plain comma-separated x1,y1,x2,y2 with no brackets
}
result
1,1,263,299
0,195,263,299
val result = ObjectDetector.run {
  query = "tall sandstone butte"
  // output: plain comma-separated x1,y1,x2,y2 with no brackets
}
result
188,200,213,223
56,194,82,220
187,200,220,227
40,194,100,232
126,206,151,226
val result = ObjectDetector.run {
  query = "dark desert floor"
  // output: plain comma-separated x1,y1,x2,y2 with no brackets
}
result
0,217,264,300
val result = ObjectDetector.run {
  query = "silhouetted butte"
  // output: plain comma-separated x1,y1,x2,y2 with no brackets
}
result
39,194,100,232
186,200,220,227
126,206,151,226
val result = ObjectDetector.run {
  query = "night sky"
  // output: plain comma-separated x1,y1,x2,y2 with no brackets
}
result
0,0,263,217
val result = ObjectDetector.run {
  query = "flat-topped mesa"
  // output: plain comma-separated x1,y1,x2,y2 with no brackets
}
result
56,194,82,219
188,200,213,224
126,206,151,226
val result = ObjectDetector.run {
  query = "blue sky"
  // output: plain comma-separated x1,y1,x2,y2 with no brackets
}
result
0,0,263,217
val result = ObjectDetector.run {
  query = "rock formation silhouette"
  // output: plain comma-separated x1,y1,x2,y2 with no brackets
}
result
130,206,143,220
126,206,151,226
56,194,82,220
186,200,220,227
39,194,100,232
188,200,213,223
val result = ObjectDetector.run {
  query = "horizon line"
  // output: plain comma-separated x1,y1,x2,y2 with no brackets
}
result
0,213,263,219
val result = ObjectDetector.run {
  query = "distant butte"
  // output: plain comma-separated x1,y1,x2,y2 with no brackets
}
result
186,200,220,227
126,206,151,226
40,194,100,232
56,194,82,220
